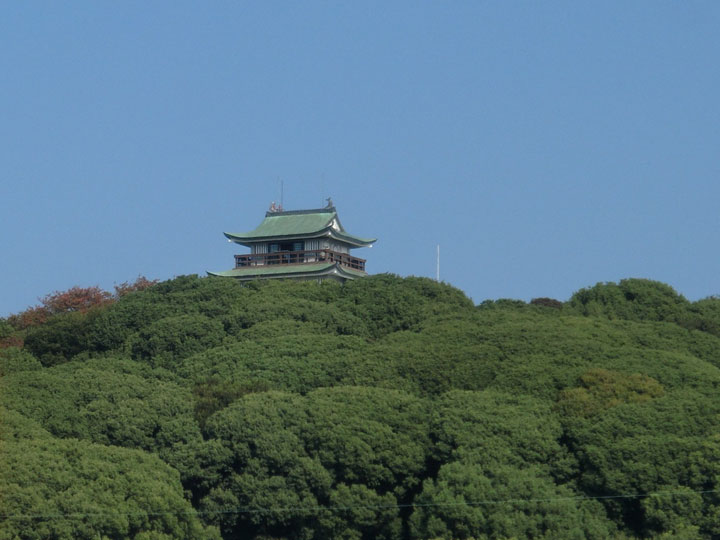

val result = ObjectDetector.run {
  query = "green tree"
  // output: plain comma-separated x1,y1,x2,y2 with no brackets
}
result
23,311,91,365
409,462,612,540
0,347,42,376
568,278,690,323
1,363,203,468
128,314,226,369
0,318,13,339
201,387,430,539
429,390,573,476
0,437,220,540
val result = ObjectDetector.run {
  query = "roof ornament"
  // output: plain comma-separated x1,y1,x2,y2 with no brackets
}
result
325,197,333,208
269,201,283,213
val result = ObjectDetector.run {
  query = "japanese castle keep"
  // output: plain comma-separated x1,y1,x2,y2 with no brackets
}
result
209,202,376,282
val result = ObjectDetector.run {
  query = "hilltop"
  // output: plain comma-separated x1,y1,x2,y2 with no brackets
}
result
2,275,720,539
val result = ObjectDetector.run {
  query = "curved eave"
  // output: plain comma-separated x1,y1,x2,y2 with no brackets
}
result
207,262,367,281
224,227,376,248
224,211,335,244
329,230,376,248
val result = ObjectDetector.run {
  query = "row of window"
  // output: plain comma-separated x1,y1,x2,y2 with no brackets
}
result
268,241,305,253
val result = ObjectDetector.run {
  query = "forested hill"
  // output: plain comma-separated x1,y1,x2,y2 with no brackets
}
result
2,275,720,540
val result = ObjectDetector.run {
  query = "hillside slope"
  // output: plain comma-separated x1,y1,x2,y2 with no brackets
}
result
2,275,720,539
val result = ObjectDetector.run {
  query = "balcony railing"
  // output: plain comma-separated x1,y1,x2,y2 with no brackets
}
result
235,249,366,272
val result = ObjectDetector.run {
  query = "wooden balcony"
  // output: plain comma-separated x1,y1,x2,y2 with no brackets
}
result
235,249,366,272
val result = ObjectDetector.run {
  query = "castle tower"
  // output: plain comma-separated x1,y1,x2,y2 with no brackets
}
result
208,202,376,282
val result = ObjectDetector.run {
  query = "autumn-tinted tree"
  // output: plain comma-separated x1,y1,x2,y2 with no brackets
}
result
6,305,51,330
113,275,159,297
41,285,114,314
531,297,564,309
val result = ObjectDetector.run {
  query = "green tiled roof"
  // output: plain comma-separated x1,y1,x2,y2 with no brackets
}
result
224,207,376,247
236,211,334,237
208,262,367,281
209,263,334,277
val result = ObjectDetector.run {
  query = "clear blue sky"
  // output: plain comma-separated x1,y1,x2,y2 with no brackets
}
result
2,2,719,316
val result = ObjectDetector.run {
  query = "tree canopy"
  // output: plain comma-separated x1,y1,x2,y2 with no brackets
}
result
2,274,720,539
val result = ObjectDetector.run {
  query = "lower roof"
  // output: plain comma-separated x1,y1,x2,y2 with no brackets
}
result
207,262,367,281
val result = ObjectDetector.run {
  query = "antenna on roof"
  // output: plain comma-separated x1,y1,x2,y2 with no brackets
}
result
436,244,440,282
279,177,284,211
321,172,326,207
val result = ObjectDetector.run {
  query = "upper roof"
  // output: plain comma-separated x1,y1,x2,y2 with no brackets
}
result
224,206,376,248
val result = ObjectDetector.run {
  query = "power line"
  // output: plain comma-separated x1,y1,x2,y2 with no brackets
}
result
2,487,718,521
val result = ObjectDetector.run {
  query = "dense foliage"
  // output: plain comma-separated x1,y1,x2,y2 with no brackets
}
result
2,275,720,539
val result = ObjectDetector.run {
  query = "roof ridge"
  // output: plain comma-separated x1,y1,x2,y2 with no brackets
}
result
265,206,336,217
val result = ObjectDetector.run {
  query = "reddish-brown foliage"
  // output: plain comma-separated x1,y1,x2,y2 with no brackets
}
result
7,306,51,330
8,276,156,331
114,276,158,297
0,335,24,349
41,286,113,315
530,297,564,309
